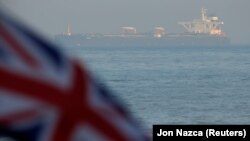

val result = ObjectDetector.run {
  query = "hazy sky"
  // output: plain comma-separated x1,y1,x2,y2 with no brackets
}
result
2,0,250,44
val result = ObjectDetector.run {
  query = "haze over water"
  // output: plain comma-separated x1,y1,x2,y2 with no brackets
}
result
2,0,250,44
66,45,250,129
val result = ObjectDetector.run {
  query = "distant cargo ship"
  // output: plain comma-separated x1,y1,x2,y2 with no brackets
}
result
55,8,230,47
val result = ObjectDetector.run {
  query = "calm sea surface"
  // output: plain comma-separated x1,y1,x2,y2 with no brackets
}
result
65,45,250,129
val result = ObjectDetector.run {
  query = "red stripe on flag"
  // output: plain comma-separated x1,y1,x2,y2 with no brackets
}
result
0,23,39,68
0,108,41,126
51,115,78,141
0,62,131,141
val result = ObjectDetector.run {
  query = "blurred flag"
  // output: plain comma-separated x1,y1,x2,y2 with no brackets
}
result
0,11,148,141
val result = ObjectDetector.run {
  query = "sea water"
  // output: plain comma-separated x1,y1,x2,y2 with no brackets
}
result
64,45,250,129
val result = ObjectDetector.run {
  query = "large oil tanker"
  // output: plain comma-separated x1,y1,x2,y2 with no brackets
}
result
55,8,230,47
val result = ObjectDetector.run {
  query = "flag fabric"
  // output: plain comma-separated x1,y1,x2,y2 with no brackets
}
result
0,11,148,141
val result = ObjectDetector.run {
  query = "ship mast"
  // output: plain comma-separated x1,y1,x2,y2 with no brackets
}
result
201,7,207,21
66,24,72,36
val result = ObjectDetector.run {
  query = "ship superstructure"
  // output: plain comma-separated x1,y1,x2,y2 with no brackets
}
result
179,8,225,36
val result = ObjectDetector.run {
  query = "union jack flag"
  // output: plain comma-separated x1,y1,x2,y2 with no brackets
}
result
0,11,148,141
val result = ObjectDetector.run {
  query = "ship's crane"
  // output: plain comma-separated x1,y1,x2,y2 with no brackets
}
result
122,27,137,35
154,27,166,38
